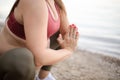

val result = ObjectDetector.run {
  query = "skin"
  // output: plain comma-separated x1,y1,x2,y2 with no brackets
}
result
0,0,79,73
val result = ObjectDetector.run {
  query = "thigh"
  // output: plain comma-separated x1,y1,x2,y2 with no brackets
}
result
0,48,36,80
0,48,34,68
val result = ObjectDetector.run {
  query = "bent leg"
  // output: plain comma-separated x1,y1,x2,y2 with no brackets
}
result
0,48,35,80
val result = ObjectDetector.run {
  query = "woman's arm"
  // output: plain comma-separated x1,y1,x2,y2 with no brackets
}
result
59,11,70,37
21,0,72,66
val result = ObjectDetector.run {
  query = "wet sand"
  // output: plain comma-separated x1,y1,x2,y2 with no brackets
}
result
51,49,120,80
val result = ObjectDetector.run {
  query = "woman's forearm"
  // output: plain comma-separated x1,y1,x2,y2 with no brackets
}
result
34,48,72,67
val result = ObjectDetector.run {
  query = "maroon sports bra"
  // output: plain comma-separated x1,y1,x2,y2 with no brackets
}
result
7,4,60,40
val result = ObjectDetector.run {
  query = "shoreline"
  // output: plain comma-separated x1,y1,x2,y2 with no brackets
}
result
79,48,120,60
52,49,120,80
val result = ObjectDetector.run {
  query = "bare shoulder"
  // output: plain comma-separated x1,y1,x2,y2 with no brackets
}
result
19,0,47,12
18,0,48,24
20,0,46,5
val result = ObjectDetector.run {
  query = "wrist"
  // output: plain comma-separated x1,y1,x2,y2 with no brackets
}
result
64,47,74,53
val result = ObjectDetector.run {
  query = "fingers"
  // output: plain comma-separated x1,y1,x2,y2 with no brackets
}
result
73,24,78,39
75,32,79,40
69,24,78,39
57,34,64,44
64,30,69,40
69,25,74,37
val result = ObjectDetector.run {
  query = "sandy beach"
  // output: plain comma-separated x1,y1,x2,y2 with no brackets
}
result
51,49,120,80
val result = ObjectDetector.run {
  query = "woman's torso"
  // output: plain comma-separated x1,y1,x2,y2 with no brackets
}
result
0,0,60,54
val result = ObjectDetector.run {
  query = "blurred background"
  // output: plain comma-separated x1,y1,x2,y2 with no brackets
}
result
0,0,120,57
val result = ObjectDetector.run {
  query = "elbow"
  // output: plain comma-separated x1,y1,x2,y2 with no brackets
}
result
34,58,46,67
34,57,46,67
33,56,42,67
34,51,49,66
30,47,48,66
34,61,42,67
35,59,51,67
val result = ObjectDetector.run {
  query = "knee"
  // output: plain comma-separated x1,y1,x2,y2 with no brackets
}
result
4,48,36,79
13,48,35,77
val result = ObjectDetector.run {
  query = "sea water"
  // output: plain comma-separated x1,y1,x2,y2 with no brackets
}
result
0,0,120,57
64,0,120,57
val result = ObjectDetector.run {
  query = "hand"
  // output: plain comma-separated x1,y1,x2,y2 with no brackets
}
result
57,24,79,52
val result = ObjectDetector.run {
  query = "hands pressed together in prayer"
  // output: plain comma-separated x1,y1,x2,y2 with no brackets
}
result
57,24,79,52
